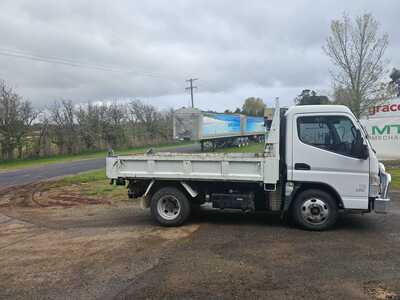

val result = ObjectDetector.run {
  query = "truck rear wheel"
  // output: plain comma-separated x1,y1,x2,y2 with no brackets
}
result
292,189,338,231
150,187,191,226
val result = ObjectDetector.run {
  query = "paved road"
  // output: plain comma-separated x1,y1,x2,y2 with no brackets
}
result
0,143,200,187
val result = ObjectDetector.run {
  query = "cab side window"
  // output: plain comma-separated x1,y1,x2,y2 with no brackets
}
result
297,116,357,157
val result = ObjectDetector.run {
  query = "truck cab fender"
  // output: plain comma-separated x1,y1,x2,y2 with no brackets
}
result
281,181,344,217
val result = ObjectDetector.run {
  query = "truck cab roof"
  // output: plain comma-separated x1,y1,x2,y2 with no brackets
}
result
286,105,354,117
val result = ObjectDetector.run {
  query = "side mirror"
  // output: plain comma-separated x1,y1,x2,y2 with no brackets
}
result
360,144,369,160
353,129,369,160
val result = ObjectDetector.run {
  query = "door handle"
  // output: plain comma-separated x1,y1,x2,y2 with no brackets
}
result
295,163,311,170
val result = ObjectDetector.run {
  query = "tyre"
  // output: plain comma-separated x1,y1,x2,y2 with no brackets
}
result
150,187,191,226
292,189,338,231
190,202,203,216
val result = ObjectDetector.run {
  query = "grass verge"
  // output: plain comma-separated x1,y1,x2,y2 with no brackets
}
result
382,161,400,189
55,168,127,200
387,167,400,190
0,142,192,172
214,142,264,153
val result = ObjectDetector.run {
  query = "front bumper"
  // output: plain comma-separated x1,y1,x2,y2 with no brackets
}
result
374,170,392,214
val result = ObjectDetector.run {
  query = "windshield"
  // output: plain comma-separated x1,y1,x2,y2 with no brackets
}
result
357,119,376,153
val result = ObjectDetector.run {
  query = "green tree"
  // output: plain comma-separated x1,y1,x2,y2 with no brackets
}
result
295,89,331,105
241,97,265,116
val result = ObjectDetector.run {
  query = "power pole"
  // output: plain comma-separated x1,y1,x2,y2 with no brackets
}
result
185,78,198,108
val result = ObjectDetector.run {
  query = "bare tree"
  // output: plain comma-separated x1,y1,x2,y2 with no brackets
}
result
50,100,77,154
0,80,37,159
323,13,389,117
128,100,163,143
76,103,104,150
103,102,126,149
33,114,50,157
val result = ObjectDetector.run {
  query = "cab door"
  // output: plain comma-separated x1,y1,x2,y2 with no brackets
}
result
291,113,370,209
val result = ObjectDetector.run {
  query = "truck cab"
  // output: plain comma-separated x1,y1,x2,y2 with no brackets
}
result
282,105,390,229
107,102,391,231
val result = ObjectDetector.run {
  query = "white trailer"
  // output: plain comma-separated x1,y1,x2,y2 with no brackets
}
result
173,107,265,150
107,101,391,230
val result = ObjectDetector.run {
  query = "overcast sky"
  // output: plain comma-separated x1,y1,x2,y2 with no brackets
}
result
0,0,399,111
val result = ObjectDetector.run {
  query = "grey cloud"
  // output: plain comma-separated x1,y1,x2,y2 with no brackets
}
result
0,0,399,111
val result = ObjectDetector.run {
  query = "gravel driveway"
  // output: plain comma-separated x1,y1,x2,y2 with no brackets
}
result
0,189,399,299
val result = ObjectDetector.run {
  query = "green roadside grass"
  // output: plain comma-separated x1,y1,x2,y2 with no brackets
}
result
214,142,264,153
388,168,400,190
0,142,193,172
382,160,400,189
59,169,107,185
54,168,127,200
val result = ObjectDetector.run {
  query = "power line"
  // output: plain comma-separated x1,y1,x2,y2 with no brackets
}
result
0,48,212,107
185,78,198,108
0,48,182,82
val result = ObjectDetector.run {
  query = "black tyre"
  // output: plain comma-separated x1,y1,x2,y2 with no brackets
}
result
292,189,338,231
150,187,191,226
190,202,203,216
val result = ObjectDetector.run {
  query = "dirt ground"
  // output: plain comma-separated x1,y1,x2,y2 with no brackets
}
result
1,183,400,299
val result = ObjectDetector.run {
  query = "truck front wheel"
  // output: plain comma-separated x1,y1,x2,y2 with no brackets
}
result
150,187,191,226
292,189,338,231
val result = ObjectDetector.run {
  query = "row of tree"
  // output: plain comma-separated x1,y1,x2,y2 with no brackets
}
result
0,80,173,160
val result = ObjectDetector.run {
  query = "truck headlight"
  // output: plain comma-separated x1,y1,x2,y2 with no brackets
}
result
369,174,380,197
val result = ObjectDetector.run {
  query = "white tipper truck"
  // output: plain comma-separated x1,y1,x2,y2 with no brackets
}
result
106,101,391,230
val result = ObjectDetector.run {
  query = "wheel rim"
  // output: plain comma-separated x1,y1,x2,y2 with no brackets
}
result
157,195,181,220
300,198,330,226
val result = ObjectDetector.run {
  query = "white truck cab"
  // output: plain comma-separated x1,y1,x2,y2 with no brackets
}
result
282,105,390,228
107,101,391,231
